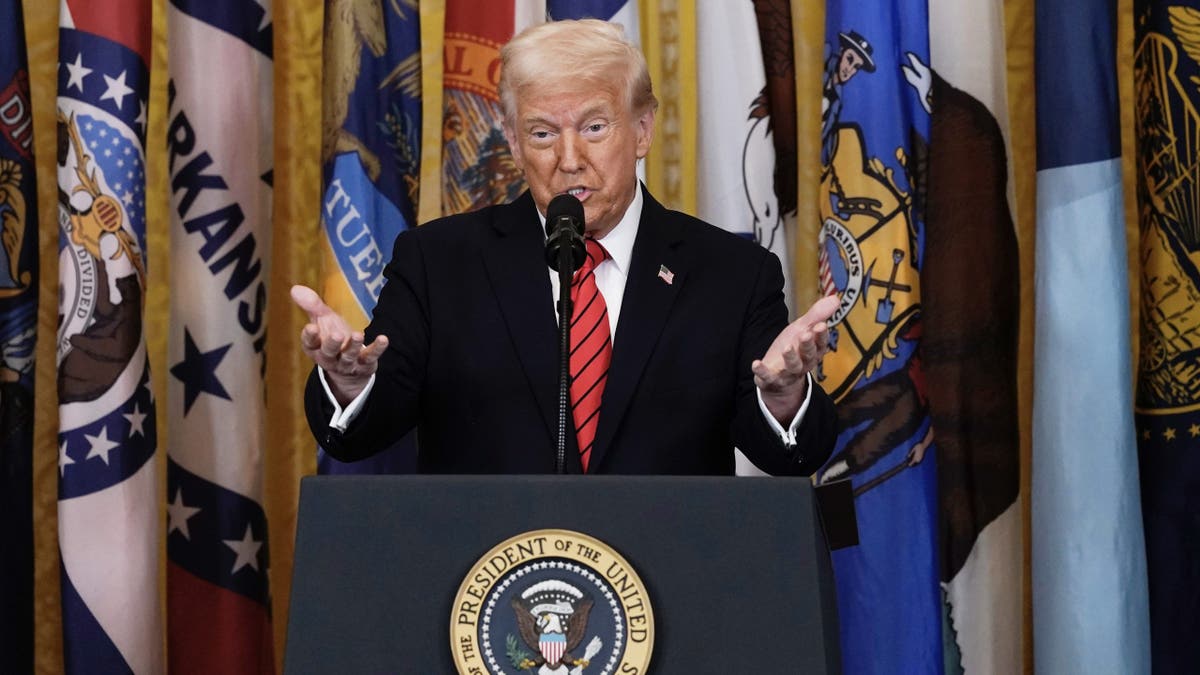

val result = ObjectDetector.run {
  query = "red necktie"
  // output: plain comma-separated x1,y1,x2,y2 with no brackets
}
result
570,238,611,472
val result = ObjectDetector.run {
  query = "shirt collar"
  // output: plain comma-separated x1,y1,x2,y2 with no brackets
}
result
535,183,642,276
592,184,641,276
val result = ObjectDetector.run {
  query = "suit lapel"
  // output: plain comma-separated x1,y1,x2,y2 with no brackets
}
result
481,192,580,469
590,189,686,470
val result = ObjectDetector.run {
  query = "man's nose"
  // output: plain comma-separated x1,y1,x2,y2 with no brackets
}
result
557,131,586,173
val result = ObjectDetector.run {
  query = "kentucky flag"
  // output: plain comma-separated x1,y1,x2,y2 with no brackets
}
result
816,0,943,671
317,0,422,474
166,1,275,673
1134,2,1200,671
55,0,162,672
0,0,37,671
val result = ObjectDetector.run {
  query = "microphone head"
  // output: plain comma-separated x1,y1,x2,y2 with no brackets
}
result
544,194,587,273
546,193,585,236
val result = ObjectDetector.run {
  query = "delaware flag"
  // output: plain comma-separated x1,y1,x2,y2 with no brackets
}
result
55,0,161,672
1032,0,1150,672
926,0,1022,671
318,0,422,474
0,1,37,671
1134,3,1200,671
166,1,274,672
816,0,943,670
441,0,541,216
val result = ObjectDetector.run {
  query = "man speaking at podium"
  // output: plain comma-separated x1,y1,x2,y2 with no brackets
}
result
293,19,838,476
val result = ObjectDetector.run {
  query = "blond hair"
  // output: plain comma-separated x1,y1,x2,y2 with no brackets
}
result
499,19,657,127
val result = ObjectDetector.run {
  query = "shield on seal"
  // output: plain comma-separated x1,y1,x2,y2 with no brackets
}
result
539,631,567,666
818,125,922,402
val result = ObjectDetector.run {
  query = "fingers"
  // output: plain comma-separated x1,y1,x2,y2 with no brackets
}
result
290,284,332,322
801,294,840,326
357,334,389,367
292,285,390,379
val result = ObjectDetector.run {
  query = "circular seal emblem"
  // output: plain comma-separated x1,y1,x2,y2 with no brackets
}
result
451,529,654,675
819,217,865,327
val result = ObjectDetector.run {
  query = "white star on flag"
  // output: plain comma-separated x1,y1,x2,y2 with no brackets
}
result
64,53,92,92
252,0,271,30
84,426,120,465
124,403,148,437
59,442,75,476
134,100,147,131
166,488,203,540
223,524,263,574
100,70,134,110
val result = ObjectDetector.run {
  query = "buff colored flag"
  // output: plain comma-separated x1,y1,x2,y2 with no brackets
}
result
55,0,161,671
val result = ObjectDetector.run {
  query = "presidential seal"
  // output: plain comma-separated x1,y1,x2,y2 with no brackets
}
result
451,529,654,675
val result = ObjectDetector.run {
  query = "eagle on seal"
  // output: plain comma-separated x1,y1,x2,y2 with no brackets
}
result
511,586,595,671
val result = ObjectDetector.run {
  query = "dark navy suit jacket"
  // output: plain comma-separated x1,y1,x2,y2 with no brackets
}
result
305,188,836,475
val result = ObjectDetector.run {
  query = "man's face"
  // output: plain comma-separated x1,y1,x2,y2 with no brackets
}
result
838,49,864,84
504,83,654,239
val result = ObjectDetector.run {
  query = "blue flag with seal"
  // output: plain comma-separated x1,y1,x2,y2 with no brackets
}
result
1136,4,1200,671
815,0,942,671
0,0,37,671
1132,1,1199,672
318,0,422,474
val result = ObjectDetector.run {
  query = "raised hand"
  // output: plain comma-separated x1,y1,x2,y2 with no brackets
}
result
752,294,839,424
290,284,388,406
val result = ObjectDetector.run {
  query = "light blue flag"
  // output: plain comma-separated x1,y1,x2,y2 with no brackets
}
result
1033,0,1150,672
815,0,942,671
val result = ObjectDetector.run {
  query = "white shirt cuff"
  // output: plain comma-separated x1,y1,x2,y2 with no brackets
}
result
756,372,813,447
319,369,376,431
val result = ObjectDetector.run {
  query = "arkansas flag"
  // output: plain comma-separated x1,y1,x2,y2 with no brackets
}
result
55,0,161,672
166,1,275,673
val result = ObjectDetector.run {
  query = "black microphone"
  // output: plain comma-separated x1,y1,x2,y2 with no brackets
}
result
545,193,586,474
544,193,586,272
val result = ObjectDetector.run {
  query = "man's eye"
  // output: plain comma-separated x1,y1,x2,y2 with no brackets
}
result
532,131,550,139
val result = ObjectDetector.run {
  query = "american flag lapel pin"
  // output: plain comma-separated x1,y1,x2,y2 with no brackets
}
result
657,264,675,285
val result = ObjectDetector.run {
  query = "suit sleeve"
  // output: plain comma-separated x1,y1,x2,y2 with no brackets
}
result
303,229,430,462
730,249,837,476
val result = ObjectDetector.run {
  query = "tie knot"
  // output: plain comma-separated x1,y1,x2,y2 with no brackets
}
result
585,237,609,267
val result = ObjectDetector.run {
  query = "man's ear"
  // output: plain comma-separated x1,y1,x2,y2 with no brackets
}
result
502,122,524,170
634,108,655,160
